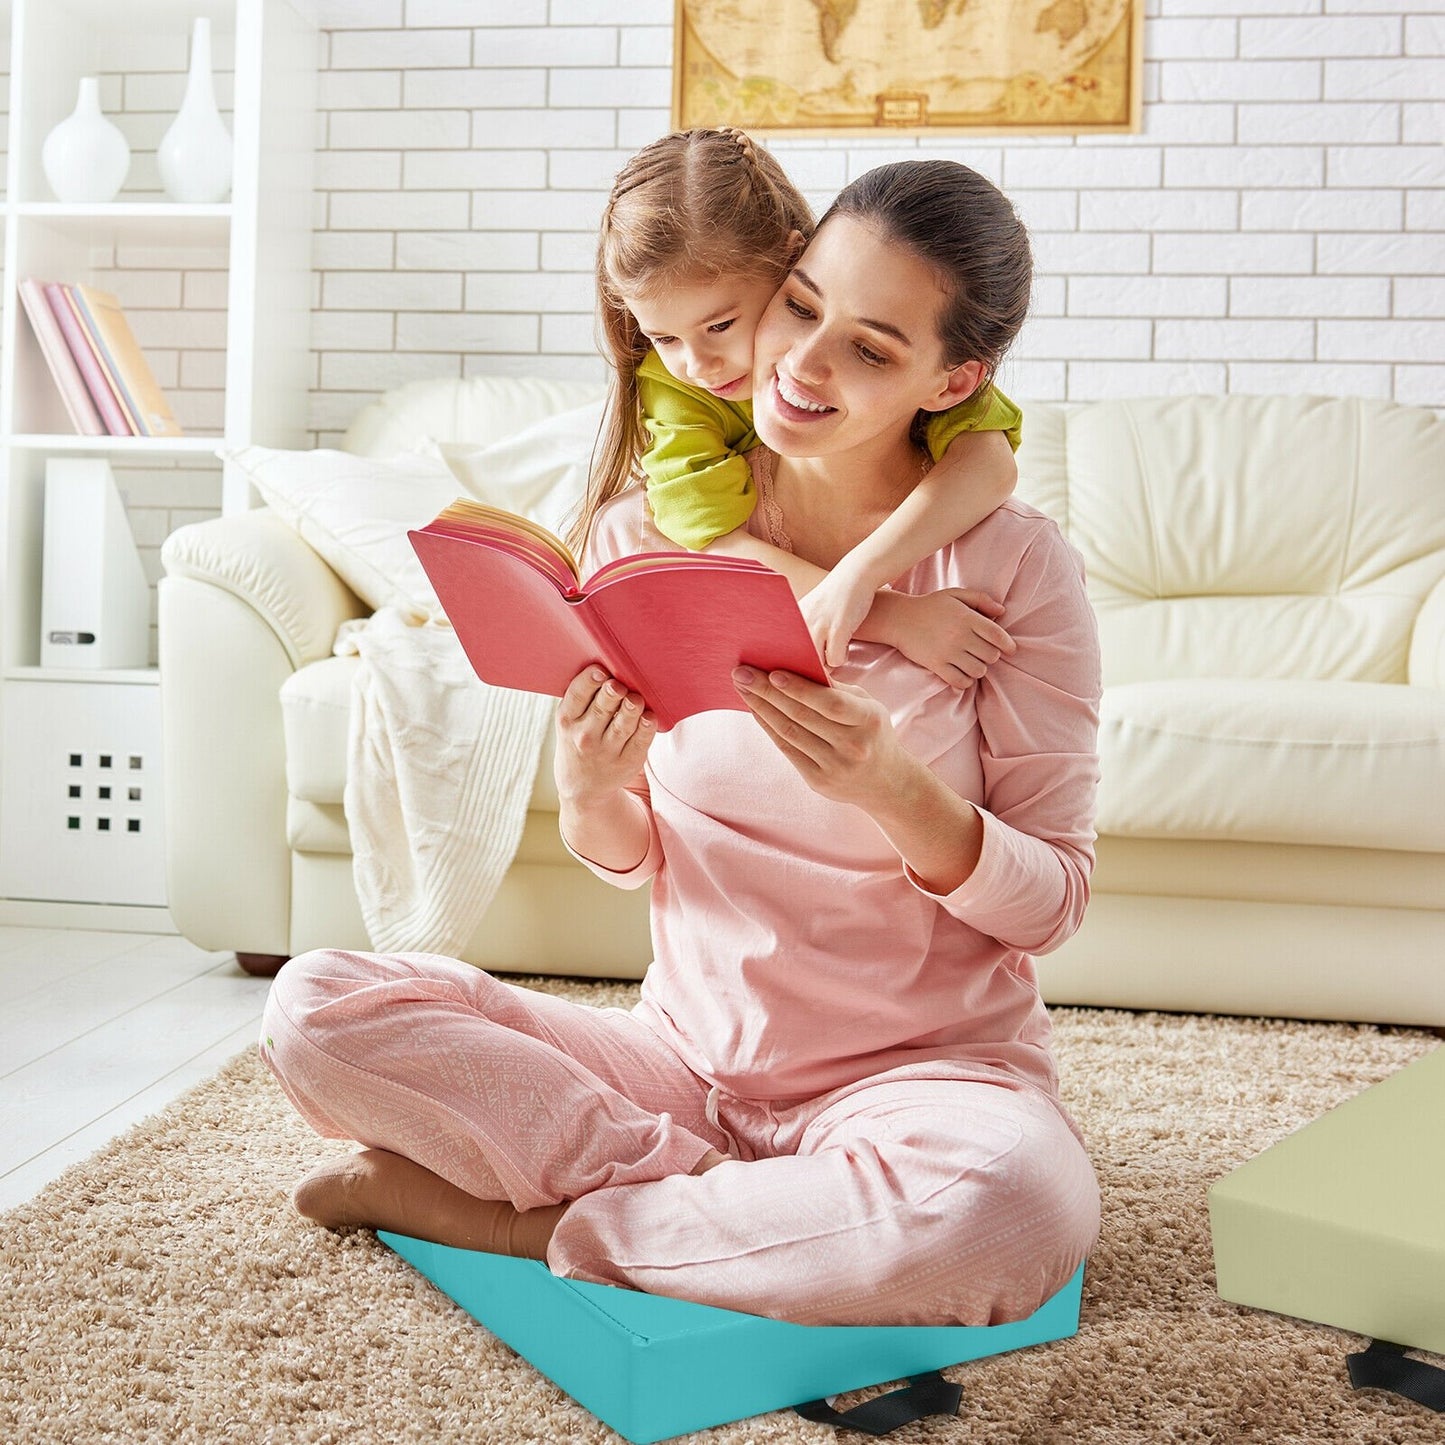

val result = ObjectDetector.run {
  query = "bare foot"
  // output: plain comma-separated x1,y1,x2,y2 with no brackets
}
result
292,1148,564,1258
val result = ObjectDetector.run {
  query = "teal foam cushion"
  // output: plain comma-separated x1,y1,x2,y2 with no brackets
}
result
381,1231,1084,1443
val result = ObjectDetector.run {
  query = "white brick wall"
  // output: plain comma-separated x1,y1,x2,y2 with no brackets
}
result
18,3,1443,492
302,1,1445,442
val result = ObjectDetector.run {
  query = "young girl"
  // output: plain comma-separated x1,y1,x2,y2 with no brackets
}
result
583,126,1025,680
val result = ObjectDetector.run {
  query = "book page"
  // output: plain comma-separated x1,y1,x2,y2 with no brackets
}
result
409,526,607,696
587,550,769,585
429,499,581,589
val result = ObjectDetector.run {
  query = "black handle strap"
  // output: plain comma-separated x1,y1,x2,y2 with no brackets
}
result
1346,1339,1445,1412
794,1370,963,1436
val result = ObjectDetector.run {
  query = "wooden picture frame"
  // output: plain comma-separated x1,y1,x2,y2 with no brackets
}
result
671,1,1144,138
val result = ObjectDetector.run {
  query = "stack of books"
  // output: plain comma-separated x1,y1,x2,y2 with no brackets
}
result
18,279,184,438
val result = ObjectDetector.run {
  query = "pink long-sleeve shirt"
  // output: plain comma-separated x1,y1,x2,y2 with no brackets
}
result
572,451,1102,1106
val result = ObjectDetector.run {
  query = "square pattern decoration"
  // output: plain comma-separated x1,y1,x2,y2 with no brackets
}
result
0,678,166,907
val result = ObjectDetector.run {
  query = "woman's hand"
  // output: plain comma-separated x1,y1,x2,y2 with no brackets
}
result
879,588,1015,689
554,666,655,807
733,665,985,893
731,666,919,813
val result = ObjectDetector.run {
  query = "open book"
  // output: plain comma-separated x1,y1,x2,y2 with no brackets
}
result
409,499,827,731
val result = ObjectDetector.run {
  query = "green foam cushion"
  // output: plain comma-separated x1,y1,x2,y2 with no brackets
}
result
1209,1044,1445,1354
380,1232,1083,1444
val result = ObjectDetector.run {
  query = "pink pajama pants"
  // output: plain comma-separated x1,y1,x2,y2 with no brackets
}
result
261,949,1098,1327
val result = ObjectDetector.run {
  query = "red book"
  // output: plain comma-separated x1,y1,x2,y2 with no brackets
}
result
409,499,827,732
43,283,134,436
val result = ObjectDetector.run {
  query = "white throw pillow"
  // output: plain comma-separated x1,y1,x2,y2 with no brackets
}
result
420,398,604,538
225,444,461,620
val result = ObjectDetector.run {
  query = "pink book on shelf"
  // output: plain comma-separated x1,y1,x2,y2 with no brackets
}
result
43,282,134,436
18,279,105,435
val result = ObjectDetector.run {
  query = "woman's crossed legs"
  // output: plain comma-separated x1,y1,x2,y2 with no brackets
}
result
263,949,1097,1326
261,948,727,1254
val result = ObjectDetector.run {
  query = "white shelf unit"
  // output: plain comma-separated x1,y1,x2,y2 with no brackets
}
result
0,0,316,924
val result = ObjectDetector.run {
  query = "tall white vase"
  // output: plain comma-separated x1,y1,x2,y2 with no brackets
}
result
41,77,131,203
158,17,233,203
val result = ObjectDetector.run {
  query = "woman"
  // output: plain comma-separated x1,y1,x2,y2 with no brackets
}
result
261,160,1102,1328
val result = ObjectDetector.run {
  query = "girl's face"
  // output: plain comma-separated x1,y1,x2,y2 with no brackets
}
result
623,274,779,402
750,215,982,458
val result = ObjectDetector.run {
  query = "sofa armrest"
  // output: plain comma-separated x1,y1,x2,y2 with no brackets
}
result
159,508,371,956
161,507,370,670
1409,572,1445,690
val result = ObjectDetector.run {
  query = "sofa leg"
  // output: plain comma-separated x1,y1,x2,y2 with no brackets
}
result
236,952,289,978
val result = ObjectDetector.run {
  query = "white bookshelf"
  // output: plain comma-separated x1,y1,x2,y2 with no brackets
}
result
0,0,316,925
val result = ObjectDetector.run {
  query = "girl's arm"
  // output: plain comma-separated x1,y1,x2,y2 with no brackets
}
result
710,526,1014,689
803,428,1018,666
710,430,1018,687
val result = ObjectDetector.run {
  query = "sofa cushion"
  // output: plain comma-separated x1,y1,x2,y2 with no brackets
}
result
288,797,350,855
1016,396,1445,687
420,398,604,538
280,653,562,814
280,655,357,804
343,375,606,459
227,445,461,620
1098,678,1445,852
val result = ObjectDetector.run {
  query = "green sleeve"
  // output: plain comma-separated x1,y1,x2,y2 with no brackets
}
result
922,383,1023,460
637,352,761,551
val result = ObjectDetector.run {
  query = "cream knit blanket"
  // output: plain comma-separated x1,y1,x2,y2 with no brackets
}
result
340,608,555,957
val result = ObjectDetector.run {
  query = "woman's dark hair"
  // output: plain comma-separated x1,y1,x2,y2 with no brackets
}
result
819,160,1032,387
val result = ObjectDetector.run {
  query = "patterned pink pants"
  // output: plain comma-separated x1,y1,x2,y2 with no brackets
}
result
261,949,1098,1326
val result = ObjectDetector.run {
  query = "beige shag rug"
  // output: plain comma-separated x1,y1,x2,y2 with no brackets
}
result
2,977,1441,1445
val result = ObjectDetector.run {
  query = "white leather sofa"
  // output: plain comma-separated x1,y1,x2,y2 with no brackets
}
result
160,380,1445,1027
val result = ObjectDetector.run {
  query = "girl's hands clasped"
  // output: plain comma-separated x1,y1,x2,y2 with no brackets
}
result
732,666,920,813
554,666,655,805
887,588,1015,689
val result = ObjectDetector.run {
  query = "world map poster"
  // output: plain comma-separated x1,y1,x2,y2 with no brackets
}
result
671,0,1144,136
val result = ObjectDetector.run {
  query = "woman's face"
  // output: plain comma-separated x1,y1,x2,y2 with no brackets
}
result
750,215,977,459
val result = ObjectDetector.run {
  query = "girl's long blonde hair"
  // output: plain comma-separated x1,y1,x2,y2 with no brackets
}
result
568,128,814,559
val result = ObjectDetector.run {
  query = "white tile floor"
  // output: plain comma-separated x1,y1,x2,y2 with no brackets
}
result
0,925,271,1212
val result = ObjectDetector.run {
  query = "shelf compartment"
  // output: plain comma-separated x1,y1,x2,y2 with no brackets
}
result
0,675,167,907
2,446,223,672
12,203,232,243
6,212,230,439
7,435,223,454
9,0,238,207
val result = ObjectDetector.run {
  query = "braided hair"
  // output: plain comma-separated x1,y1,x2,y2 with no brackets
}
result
571,128,814,557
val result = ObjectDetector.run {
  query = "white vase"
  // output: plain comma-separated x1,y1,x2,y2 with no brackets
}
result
41,77,131,203
157,17,233,203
